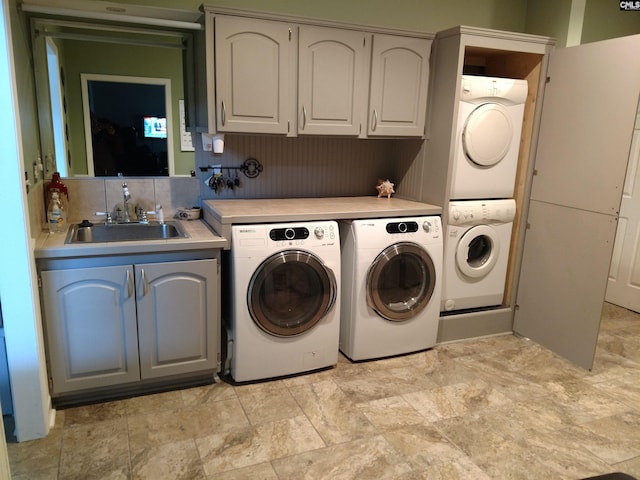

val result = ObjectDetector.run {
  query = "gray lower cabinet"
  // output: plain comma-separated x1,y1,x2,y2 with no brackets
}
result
41,258,219,395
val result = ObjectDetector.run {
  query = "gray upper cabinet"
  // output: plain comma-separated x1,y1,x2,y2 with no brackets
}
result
298,25,369,136
205,8,433,138
214,15,295,134
367,34,432,137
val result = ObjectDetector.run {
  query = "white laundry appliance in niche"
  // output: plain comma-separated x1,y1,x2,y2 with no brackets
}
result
442,199,516,312
339,216,443,361
450,75,528,200
229,221,340,382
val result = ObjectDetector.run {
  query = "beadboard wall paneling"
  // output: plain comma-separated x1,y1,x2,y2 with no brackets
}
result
197,135,412,201
388,138,427,201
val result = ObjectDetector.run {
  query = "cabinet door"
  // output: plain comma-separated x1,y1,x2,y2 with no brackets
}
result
214,15,294,134
367,34,431,137
298,26,368,135
136,259,219,379
41,266,140,394
514,34,640,369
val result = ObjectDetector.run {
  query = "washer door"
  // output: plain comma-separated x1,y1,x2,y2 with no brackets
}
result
455,225,500,279
248,250,337,337
366,242,436,322
462,103,513,167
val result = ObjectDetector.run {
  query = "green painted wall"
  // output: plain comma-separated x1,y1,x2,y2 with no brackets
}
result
581,0,640,43
111,0,530,33
525,0,573,46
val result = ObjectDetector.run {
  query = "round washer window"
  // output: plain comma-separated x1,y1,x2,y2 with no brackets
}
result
248,250,336,337
366,242,436,322
455,225,500,278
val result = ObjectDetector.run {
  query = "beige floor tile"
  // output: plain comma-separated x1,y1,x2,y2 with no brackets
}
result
213,462,279,480
559,411,640,464
130,438,204,480
289,379,377,444
236,384,303,425
58,419,130,477
63,400,127,427
394,456,492,480
381,421,468,469
127,407,195,454
7,427,63,476
356,395,425,430
402,379,512,421
333,365,438,403
197,415,325,475
180,381,237,406
125,390,184,416
271,435,412,480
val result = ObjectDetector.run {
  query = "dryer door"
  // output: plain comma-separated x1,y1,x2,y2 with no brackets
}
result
455,225,500,278
248,250,337,337
366,242,436,322
462,103,513,166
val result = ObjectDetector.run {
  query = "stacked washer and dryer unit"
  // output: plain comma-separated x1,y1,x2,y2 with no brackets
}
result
442,75,526,313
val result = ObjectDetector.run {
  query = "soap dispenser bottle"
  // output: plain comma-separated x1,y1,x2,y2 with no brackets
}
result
47,190,66,233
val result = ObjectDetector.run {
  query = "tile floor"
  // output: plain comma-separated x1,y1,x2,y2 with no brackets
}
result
6,303,640,479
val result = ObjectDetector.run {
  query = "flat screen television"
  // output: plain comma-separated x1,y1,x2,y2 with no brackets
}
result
143,116,167,139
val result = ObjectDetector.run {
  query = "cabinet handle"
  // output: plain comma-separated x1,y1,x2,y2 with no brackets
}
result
140,268,149,297
302,106,307,130
221,100,226,126
126,270,134,299
371,109,378,132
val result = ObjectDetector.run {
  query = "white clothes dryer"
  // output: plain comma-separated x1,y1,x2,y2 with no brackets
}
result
339,216,443,361
450,75,528,200
229,221,340,382
442,199,516,312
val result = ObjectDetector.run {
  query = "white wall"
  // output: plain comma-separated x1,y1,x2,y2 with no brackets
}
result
1,0,52,442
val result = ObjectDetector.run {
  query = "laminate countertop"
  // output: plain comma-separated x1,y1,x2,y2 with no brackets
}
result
202,196,442,246
34,219,228,260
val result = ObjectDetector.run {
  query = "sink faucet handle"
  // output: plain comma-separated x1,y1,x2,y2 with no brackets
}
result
155,205,164,224
95,211,113,224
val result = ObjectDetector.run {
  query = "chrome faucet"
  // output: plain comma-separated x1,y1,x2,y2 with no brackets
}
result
122,183,131,222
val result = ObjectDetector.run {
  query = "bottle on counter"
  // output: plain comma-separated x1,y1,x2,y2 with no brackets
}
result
47,190,66,233
45,172,69,204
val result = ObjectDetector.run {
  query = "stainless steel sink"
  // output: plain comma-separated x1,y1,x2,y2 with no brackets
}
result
65,221,189,244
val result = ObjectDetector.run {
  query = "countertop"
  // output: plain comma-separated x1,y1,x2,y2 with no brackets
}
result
34,219,228,259
202,196,442,246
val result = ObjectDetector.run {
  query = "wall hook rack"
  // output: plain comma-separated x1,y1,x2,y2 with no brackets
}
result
199,157,263,179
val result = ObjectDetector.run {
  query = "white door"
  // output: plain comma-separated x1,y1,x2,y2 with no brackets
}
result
606,102,640,313
514,34,640,370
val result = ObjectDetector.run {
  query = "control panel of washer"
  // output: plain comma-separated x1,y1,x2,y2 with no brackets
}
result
449,199,516,226
267,222,337,246
383,217,441,240
269,227,309,241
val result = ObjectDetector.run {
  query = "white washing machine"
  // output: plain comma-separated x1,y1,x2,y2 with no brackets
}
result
450,75,528,200
229,221,340,382
339,216,443,361
442,199,516,312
